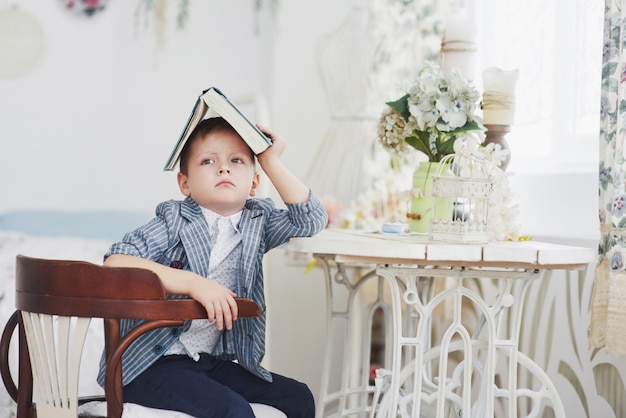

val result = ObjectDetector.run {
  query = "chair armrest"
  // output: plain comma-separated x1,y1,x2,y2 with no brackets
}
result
0,311,18,402
236,297,262,318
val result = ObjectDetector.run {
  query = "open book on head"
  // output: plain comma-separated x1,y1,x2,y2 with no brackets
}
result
164,87,272,171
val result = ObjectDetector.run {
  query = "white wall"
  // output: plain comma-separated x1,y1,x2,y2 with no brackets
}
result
0,0,358,213
508,170,599,242
0,0,272,212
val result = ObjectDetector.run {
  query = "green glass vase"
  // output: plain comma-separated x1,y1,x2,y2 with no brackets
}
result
408,162,450,233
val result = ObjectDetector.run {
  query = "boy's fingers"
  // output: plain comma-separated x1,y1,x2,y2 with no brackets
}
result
201,295,239,330
214,303,225,330
220,300,232,330
205,304,215,323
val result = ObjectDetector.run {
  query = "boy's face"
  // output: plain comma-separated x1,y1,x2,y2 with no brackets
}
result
177,128,259,216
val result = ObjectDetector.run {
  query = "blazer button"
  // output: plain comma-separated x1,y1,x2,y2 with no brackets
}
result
169,260,184,269
153,344,164,353
171,328,180,337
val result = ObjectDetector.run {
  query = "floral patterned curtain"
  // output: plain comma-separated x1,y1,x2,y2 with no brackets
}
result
590,0,626,353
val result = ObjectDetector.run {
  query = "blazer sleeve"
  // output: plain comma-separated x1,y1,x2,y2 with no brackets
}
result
259,190,328,251
104,200,181,263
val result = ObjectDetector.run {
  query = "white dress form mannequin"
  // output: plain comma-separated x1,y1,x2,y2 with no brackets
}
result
306,6,379,207
306,1,446,208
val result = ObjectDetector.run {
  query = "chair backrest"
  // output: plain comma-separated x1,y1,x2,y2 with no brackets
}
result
20,312,90,417
8,254,262,418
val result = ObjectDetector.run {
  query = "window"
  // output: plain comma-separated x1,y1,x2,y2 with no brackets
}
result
477,0,603,173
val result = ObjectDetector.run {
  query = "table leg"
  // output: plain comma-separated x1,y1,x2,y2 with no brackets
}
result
314,256,393,418
311,258,437,418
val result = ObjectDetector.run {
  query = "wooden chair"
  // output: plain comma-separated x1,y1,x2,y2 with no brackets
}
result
0,254,285,418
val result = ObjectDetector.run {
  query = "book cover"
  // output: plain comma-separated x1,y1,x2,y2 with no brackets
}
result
164,87,272,171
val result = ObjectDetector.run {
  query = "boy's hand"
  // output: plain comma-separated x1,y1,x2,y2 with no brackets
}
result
256,124,285,165
253,123,311,204
188,277,238,331
103,255,239,330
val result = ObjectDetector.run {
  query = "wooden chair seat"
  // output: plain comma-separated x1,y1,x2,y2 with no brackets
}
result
0,255,286,418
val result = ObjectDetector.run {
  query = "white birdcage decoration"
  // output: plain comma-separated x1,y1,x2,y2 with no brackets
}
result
429,152,493,243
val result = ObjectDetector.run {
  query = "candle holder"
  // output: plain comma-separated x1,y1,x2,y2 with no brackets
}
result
484,124,511,171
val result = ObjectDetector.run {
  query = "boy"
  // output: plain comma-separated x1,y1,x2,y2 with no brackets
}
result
98,117,328,418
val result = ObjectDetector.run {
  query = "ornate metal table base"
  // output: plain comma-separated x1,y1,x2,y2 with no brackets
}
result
314,256,565,418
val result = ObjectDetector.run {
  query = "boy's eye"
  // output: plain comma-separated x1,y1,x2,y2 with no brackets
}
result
201,158,215,165
231,157,244,164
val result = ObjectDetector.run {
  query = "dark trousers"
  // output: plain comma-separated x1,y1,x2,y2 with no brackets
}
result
123,354,315,418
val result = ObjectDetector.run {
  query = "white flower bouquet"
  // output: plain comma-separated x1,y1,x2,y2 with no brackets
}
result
377,61,483,162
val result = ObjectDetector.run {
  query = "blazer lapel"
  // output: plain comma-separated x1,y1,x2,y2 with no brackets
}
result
238,207,265,293
179,199,211,278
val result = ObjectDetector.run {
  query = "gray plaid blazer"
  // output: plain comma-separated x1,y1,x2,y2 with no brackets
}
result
97,193,327,386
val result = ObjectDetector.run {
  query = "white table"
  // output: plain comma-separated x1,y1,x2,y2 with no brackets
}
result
285,229,595,418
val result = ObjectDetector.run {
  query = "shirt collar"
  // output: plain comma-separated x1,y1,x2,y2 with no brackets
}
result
200,207,242,233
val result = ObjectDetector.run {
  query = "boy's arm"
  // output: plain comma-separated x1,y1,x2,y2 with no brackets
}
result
256,124,310,204
104,253,238,330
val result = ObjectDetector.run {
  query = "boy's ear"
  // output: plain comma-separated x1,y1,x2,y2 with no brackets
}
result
249,172,261,197
177,172,191,197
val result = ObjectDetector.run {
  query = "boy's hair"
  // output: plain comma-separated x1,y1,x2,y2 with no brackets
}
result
179,117,255,174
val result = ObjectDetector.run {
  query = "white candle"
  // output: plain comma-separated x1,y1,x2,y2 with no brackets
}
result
482,67,519,125
440,11,478,82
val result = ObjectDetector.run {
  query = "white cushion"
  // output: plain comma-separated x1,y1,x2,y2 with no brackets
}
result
78,401,287,418
250,403,288,418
